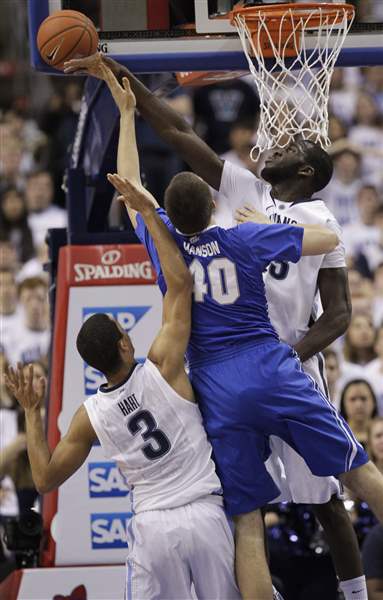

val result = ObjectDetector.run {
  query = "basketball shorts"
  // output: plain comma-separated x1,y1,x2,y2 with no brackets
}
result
190,341,368,516
125,498,240,600
266,352,343,504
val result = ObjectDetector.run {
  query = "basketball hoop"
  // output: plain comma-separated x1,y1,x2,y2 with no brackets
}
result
231,2,355,159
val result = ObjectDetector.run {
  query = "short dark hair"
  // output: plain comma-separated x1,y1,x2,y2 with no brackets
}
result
76,313,123,376
164,172,214,234
301,141,334,192
18,276,47,297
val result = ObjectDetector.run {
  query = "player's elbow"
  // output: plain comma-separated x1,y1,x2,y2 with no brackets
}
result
334,305,352,335
163,121,192,141
35,475,55,495
35,480,49,495
174,270,193,294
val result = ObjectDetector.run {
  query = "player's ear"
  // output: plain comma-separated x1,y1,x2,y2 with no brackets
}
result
119,333,134,355
298,164,314,178
119,335,129,350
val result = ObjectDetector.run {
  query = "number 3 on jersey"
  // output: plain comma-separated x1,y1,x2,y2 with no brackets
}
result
128,410,171,461
189,258,240,305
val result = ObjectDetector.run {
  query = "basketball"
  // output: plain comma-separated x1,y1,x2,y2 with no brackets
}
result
37,10,99,71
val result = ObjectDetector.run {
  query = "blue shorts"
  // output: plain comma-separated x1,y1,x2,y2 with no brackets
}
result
190,341,368,516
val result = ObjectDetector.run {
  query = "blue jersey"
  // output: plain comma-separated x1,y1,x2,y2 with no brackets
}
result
135,209,303,366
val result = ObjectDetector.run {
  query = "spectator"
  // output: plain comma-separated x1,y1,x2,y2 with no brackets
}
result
346,268,375,316
0,137,25,192
0,232,18,271
322,348,341,409
373,263,383,326
340,379,378,448
343,314,377,377
322,147,362,226
328,114,348,143
364,65,383,113
362,524,383,600
0,187,35,263
193,78,260,154
349,92,383,185
1,362,46,514
0,269,19,358
16,242,48,283
357,206,383,277
0,352,15,410
3,277,50,366
0,351,19,520
366,326,383,414
25,170,67,248
328,67,358,124
342,185,381,276
369,417,383,473
3,108,46,164
221,119,258,170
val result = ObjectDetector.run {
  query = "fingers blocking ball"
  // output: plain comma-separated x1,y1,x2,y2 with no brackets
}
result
37,10,99,71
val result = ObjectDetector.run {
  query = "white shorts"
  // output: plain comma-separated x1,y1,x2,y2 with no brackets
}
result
265,353,343,504
125,497,240,600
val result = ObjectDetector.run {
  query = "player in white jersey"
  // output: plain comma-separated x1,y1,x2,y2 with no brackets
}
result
5,183,241,600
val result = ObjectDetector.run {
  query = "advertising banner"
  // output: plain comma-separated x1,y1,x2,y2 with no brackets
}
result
43,245,162,566
0,566,126,600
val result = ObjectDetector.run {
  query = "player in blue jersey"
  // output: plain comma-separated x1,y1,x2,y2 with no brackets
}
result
66,54,381,596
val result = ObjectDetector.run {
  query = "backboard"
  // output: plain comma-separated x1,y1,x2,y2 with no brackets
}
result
29,1,383,74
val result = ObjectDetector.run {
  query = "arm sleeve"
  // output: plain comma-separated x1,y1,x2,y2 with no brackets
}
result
219,160,267,214
321,218,346,269
236,222,304,267
135,208,169,294
362,525,383,579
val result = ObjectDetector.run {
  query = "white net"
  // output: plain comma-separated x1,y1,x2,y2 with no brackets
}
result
233,4,354,159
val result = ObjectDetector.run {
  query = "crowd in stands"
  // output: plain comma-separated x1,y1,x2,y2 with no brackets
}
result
0,55,382,595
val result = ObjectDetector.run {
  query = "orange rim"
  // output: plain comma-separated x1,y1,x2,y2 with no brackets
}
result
231,2,355,28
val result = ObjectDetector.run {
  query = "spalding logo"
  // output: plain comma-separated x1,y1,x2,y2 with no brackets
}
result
101,250,121,266
73,260,153,282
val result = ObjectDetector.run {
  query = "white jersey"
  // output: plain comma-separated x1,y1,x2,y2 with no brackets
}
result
84,359,222,514
4,322,50,366
218,160,346,347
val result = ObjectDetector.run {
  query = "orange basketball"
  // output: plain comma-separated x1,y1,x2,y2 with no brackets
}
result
37,10,99,71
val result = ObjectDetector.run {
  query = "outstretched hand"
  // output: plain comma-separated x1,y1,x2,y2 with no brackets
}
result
64,51,115,77
235,205,270,225
64,53,135,113
5,363,46,412
107,174,156,213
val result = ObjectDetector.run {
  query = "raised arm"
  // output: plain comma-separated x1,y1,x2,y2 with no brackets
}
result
64,54,224,190
88,55,159,228
4,364,96,494
107,174,193,399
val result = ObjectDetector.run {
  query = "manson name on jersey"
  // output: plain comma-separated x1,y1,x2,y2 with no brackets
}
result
183,240,221,257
